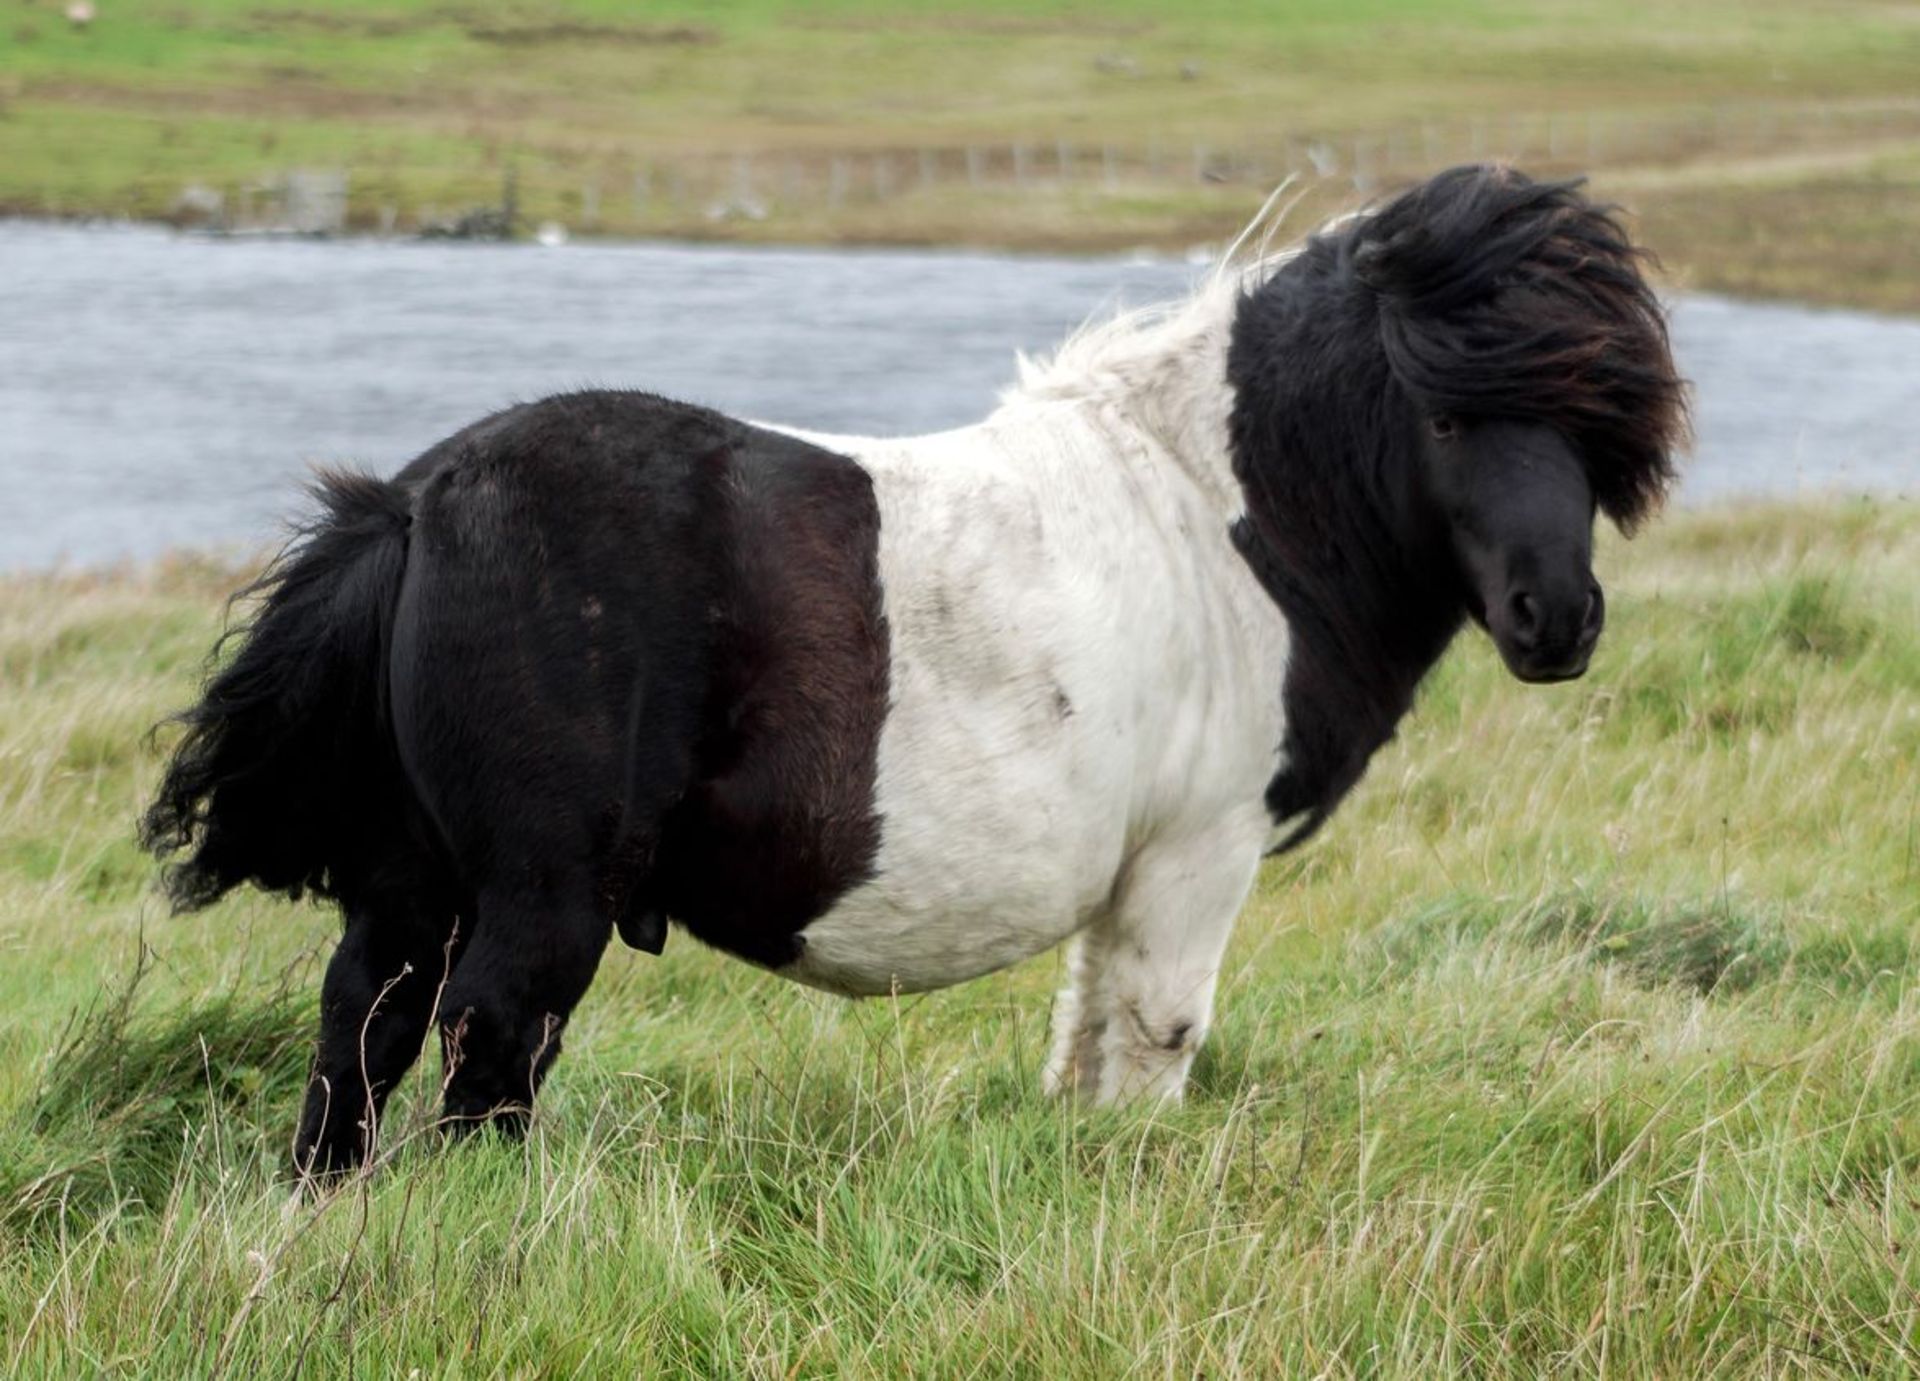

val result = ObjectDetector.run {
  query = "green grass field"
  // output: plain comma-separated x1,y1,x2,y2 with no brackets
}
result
6,0,1920,309
2,500,1917,1376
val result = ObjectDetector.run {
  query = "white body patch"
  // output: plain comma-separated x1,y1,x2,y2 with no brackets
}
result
761,265,1294,1015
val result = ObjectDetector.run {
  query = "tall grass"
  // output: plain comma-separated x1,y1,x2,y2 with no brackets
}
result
0,501,1916,1376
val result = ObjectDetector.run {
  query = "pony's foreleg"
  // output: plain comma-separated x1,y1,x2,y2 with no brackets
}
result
296,899,461,1179
436,885,612,1139
1087,822,1263,1104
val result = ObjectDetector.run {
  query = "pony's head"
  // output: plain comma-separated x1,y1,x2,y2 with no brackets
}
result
1229,164,1688,684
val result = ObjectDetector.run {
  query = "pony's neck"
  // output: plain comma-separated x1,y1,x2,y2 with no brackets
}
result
1232,503,1465,846
1224,272,1468,847
1002,258,1467,844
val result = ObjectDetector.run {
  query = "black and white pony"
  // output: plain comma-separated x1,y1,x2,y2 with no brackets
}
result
144,166,1686,1176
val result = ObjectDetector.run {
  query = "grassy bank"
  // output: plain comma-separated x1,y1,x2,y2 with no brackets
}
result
1,500,1917,1375
5,1,1920,310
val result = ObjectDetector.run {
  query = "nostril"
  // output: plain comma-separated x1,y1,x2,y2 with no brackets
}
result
1507,590,1541,642
1582,583,1606,639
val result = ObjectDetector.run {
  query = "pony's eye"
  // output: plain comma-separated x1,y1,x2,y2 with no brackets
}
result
1428,415,1459,442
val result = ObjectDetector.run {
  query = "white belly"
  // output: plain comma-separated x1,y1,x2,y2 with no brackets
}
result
783,889,1089,996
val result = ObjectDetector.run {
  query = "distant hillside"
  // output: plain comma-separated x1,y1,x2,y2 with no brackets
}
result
4,0,1919,308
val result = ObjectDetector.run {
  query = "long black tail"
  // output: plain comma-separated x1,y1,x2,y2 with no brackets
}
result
142,471,413,911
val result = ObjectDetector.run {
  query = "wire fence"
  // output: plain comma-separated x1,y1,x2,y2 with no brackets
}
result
191,96,1920,236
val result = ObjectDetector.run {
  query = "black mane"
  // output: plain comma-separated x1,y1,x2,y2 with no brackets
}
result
1349,165,1687,530
1227,164,1688,847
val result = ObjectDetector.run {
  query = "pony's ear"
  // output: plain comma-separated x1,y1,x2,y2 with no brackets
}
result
1347,211,1480,317
1350,221,1470,317
1349,236,1388,285
1347,205,1426,287
1348,234,1403,302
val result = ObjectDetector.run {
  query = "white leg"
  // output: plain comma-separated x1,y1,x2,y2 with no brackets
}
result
1090,822,1263,1104
1043,916,1118,1098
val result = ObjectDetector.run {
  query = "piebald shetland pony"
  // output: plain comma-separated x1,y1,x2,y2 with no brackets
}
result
144,166,1686,1176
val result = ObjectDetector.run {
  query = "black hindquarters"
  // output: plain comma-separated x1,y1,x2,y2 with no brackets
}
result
389,392,889,1118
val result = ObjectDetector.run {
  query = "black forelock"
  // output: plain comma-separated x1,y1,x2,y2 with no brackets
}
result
1321,164,1689,532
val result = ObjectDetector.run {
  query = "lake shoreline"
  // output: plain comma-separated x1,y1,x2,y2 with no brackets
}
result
4,223,1914,572
8,198,1920,323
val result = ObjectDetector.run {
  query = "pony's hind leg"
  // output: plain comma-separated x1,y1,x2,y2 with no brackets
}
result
435,882,612,1139
296,893,463,1179
1064,818,1264,1105
1043,919,1117,1099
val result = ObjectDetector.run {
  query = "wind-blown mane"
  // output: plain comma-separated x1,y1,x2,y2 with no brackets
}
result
1346,166,1687,530
1010,181,1310,415
1006,191,1313,514
1017,165,1686,543
1019,168,1684,530
1013,266,1260,407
